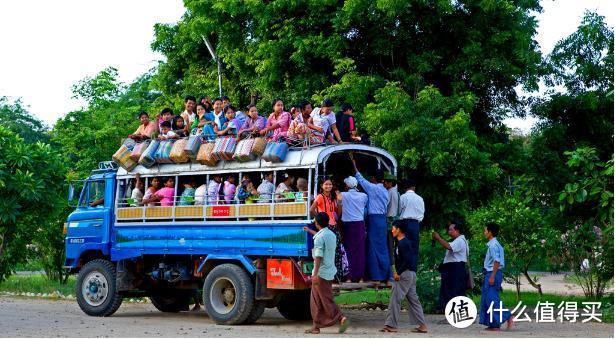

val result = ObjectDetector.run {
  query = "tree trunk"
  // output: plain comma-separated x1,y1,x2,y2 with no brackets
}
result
522,269,543,296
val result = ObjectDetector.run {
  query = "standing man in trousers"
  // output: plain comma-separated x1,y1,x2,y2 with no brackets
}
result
398,179,425,275
381,221,428,333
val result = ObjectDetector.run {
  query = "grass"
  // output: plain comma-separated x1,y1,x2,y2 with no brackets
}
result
0,274,76,296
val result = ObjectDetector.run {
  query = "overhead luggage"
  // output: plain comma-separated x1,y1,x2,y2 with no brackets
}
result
130,140,151,162
138,140,160,168
112,144,137,171
261,141,289,163
212,136,236,161
196,142,218,166
184,133,202,159
251,137,267,157
155,139,175,164
233,138,256,163
170,138,190,163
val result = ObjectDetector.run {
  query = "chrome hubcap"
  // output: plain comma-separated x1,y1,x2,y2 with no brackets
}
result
81,271,109,306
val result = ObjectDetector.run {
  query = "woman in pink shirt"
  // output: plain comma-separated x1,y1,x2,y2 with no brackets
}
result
260,98,290,141
155,177,176,207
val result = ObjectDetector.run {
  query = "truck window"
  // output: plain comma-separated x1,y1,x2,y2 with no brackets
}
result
80,180,105,208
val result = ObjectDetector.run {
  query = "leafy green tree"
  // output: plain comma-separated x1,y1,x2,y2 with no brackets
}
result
0,126,66,282
151,0,542,135
363,84,500,225
0,96,49,144
558,147,613,298
468,189,559,299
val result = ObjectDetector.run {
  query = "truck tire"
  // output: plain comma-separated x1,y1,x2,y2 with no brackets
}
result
243,301,266,324
277,290,312,320
150,290,192,313
76,259,123,317
203,264,254,325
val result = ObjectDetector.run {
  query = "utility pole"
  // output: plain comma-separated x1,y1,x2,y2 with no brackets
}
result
202,35,222,97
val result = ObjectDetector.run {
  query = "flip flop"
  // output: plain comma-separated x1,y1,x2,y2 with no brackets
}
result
339,317,349,333
379,326,398,333
411,328,428,333
305,329,320,334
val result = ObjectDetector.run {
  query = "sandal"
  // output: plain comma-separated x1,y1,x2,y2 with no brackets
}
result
339,317,349,333
305,328,320,334
379,326,398,333
411,327,428,333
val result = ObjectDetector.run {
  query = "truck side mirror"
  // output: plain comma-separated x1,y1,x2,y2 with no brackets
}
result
68,183,75,202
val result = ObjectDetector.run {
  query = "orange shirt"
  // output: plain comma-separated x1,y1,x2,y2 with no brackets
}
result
134,121,158,138
314,194,337,225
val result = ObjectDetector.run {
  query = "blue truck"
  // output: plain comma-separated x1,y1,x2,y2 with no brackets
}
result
64,144,397,324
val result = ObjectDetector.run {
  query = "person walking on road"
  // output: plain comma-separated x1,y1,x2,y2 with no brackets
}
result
381,220,428,333
304,212,349,334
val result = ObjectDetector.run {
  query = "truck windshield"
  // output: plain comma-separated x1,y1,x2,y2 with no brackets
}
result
80,180,106,208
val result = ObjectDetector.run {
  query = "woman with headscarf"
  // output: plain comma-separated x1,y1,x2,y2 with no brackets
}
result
340,176,368,282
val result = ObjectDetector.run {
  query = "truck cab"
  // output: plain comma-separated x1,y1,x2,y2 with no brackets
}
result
64,168,116,270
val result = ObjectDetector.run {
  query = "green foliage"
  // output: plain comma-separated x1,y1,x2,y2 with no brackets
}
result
151,0,542,133
0,126,66,283
467,189,559,298
557,147,613,299
364,84,499,225
0,97,49,144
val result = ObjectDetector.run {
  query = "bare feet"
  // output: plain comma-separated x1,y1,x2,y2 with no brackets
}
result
506,317,514,330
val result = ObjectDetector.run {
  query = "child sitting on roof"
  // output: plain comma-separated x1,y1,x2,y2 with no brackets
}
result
215,105,239,137
158,121,178,140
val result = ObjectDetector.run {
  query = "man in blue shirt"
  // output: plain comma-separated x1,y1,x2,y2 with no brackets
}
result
479,222,512,331
351,156,391,283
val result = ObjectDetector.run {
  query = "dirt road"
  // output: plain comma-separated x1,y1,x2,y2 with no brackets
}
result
0,297,611,337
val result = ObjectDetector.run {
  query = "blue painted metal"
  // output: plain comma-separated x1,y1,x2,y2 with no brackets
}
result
197,254,257,274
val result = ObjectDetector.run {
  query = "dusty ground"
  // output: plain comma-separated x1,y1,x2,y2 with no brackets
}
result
501,272,613,296
0,297,612,337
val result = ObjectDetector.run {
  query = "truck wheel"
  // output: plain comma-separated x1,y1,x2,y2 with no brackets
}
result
76,259,123,316
150,290,192,313
277,290,312,320
203,264,254,325
243,301,266,324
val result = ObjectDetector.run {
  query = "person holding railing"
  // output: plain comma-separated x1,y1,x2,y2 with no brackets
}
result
236,104,266,141
154,177,176,207
179,177,196,206
142,177,161,206
207,174,223,205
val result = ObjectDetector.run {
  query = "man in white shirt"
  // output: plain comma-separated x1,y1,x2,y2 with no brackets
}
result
310,99,342,143
194,183,207,205
398,179,424,283
432,221,469,313
181,95,197,130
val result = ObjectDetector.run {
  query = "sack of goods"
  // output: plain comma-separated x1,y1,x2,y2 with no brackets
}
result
184,134,202,159
130,140,151,162
170,138,190,163
196,142,218,166
234,138,256,162
113,144,137,171
155,139,176,164
212,136,237,161
251,137,267,157
262,141,289,163
121,138,137,151
138,140,160,168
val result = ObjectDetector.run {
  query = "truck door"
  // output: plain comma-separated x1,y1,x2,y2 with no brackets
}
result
66,178,113,256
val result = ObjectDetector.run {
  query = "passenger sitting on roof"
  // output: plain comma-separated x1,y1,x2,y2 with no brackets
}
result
128,111,158,141
192,103,210,135
336,103,361,143
201,98,226,141
308,99,342,144
156,108,174,132
172,115,188,138
287,105,308,142
237,104,266,140
215,105,239,137
158,121,178,140
260,99,290,141
257,172,275,203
